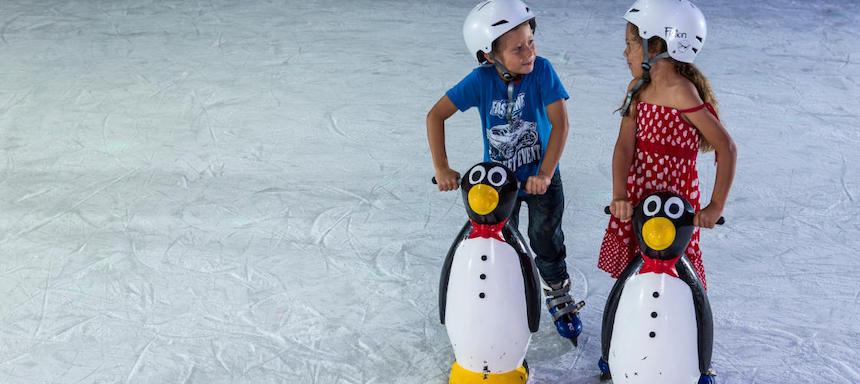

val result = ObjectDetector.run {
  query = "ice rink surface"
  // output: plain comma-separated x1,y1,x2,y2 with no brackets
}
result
0,0,858,383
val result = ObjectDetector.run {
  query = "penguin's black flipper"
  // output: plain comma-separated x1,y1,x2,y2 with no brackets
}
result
503,222,541,333
439,220,472,325
601,254,644,366
676,255,714,375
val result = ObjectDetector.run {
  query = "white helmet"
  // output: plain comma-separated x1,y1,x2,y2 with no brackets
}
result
623,0,706,63
463,0,536,63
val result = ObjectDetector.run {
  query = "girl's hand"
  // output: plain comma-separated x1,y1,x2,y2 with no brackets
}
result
524,174,551,195
694,203,724,228
434,167,461,191
610,198,633,222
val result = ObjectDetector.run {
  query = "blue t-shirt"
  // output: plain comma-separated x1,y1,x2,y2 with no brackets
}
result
446,56,569,185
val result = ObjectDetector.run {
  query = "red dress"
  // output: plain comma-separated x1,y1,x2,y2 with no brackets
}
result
598,101,717,289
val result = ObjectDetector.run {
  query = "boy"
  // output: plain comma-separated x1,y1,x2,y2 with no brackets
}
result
426,0,583,344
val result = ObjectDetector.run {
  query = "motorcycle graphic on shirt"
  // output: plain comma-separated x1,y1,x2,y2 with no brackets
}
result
487,93,541,173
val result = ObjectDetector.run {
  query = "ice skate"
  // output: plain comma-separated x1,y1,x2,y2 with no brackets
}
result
544,279,584,346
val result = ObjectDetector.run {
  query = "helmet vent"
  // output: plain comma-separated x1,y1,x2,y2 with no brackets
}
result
696,36,703,42
629,8,640,13
491,20,509,27
692,47,698,53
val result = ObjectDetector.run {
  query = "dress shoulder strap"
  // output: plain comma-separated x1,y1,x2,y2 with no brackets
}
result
678,103,719,120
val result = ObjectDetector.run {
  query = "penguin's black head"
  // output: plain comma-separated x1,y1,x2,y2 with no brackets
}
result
460,162,518,225
633,191,695,260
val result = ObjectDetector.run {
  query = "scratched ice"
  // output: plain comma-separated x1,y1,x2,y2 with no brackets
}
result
0,1,857,383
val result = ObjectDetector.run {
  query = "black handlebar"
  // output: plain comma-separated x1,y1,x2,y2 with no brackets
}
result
603,206,725,225
432,176,522,190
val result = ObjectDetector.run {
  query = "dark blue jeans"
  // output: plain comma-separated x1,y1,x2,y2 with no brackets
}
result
507,171,569,283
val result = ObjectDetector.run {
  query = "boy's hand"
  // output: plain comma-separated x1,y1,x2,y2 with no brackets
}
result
434,168,461,191
609,198,633,222
524,174,551,195
694,202,723,228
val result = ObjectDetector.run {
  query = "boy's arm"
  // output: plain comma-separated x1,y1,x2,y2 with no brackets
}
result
526,98,569,194
427,95,461,191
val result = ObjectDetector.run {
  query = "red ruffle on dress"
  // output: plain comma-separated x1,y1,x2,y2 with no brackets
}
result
599,102,717,289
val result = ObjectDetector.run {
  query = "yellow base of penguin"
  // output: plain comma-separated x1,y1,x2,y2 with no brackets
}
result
449,361,528,384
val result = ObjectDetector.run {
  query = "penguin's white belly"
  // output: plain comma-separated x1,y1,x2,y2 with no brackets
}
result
445,237,530,374
609,273,699,384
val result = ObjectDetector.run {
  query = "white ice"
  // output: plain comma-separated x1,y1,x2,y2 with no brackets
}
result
0,0,858,383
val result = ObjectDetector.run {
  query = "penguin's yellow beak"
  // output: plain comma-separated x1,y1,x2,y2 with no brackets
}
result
468,184,499,215
642,217,676,250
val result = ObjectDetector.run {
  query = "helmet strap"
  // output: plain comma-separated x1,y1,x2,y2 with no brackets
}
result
620,38,670,117
486,53,518,124
506,81,515,125
638,38,669,81
488,53,517,125
489,53,515,82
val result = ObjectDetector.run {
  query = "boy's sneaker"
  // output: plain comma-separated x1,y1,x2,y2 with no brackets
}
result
544,279,585,345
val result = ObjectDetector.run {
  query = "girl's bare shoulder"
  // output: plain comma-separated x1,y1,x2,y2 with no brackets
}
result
670,77,704,110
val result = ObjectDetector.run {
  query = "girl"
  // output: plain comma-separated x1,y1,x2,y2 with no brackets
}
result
600,0,737,291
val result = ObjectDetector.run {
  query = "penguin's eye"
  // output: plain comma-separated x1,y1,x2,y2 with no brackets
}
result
487,166,507,187
664,196,684,219
469,166,486,184
643,195,661,216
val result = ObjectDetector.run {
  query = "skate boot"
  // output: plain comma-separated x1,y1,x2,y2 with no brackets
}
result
698,366,717,384
598,356,611,381
544,279,585,346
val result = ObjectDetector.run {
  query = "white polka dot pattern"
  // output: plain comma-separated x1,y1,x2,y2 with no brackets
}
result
599,102,712,289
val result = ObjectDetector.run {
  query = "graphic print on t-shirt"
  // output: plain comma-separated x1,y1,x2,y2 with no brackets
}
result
486,92,541,172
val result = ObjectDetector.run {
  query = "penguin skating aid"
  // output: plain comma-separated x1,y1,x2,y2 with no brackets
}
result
599,192,720,384
437,162,541,384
